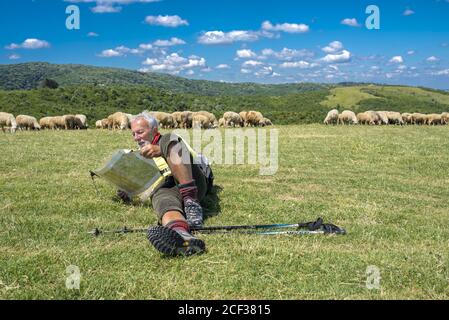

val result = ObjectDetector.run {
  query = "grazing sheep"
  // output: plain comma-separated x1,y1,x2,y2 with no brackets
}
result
101,118,111,129
16,115,41,131
0,112,17,133
123,113,135,129
194,111,217,128
95,120,103,129
63,115,77,130
323,109,339,125
107,112,129,130
441,112,449,125
239,111,249,127
337,110,358,125
218,117,225,128
259,117,273,127
39,117,57,130
223,111,243,127
386,112,404,125
180,111,193,128
149,112,176,129
172,112,183,128
426,113,443,125
75,114,88,129
411,113,426,125
375,111,389,125
364,111,380,125
402,113,413,125
49,116,66,130
246,111,264,127
192,114,212,129
357,112,374,125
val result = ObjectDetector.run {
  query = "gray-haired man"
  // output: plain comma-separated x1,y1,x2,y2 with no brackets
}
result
118,111,212,256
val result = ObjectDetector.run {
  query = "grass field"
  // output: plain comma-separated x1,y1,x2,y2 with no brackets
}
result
1,125,449,299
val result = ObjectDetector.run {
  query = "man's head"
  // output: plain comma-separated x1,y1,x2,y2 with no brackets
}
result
131,111,159,148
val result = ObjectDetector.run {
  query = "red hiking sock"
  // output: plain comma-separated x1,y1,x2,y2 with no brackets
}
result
165,219,190,233
178,180,199,202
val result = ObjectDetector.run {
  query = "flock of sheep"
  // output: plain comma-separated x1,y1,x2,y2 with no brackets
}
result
0,110,273,133
0,112,88,132
324,109,449,126
95,110,273,130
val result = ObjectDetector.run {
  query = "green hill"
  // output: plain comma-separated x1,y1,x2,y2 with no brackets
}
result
1,63,449,125
0,62,329,96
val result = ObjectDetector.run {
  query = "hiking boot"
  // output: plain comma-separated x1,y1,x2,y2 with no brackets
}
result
184,198,204,228
147,225,206,256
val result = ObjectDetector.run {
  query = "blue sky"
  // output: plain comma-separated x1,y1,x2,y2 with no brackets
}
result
1,0,449,89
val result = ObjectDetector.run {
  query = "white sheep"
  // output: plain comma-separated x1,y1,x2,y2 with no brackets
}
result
323,109,339,125
0,112,17,133
16,115,41,131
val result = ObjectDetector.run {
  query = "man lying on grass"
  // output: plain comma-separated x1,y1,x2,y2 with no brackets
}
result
117,111,213,257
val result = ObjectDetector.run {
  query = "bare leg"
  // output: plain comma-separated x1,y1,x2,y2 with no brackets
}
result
166,142,193,185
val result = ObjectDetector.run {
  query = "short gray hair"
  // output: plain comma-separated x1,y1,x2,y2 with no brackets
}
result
132,110,158,129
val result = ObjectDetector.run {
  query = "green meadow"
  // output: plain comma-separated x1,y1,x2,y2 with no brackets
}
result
1,125,448,299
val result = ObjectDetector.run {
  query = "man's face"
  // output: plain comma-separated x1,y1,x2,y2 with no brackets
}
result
131,118,155,148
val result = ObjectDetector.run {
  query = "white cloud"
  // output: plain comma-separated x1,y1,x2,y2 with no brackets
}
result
91,4,121,12
236,49,256,58
432,69,449,76
87,32,99,37
216,64,230,69
262,47,314,60
138,43,153,50
321,50,352,63
140,53,207,74
8,54,21,60
240,68,251,74
142,58,158,65
261,20,309,33
322,41,343,54
65,0,160,13
6,38,50,50
403,9,415,16
279,61,313,69
426,56,440,62
145,15,188,27
185,70,195,76
254,66,274,77
201,67,212,73
98,45,144,57
389,56,404,64
198,30,259,44
407,50,415,55
341,18,361,27
98,49,123,57
152,37,186,47
242,60,263,67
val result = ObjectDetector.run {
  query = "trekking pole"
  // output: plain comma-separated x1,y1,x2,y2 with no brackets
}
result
89,218,346,237
191,218,346,235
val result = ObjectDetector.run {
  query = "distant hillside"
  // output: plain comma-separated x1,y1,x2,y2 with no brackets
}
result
1,83,448,126
0,62,329,96
1,63,449,125
321,84,449,114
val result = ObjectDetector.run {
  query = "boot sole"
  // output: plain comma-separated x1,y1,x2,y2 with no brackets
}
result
147,226,206,256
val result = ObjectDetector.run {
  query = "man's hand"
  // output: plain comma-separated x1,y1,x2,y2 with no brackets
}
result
140,144,161,159
117,190,131,203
